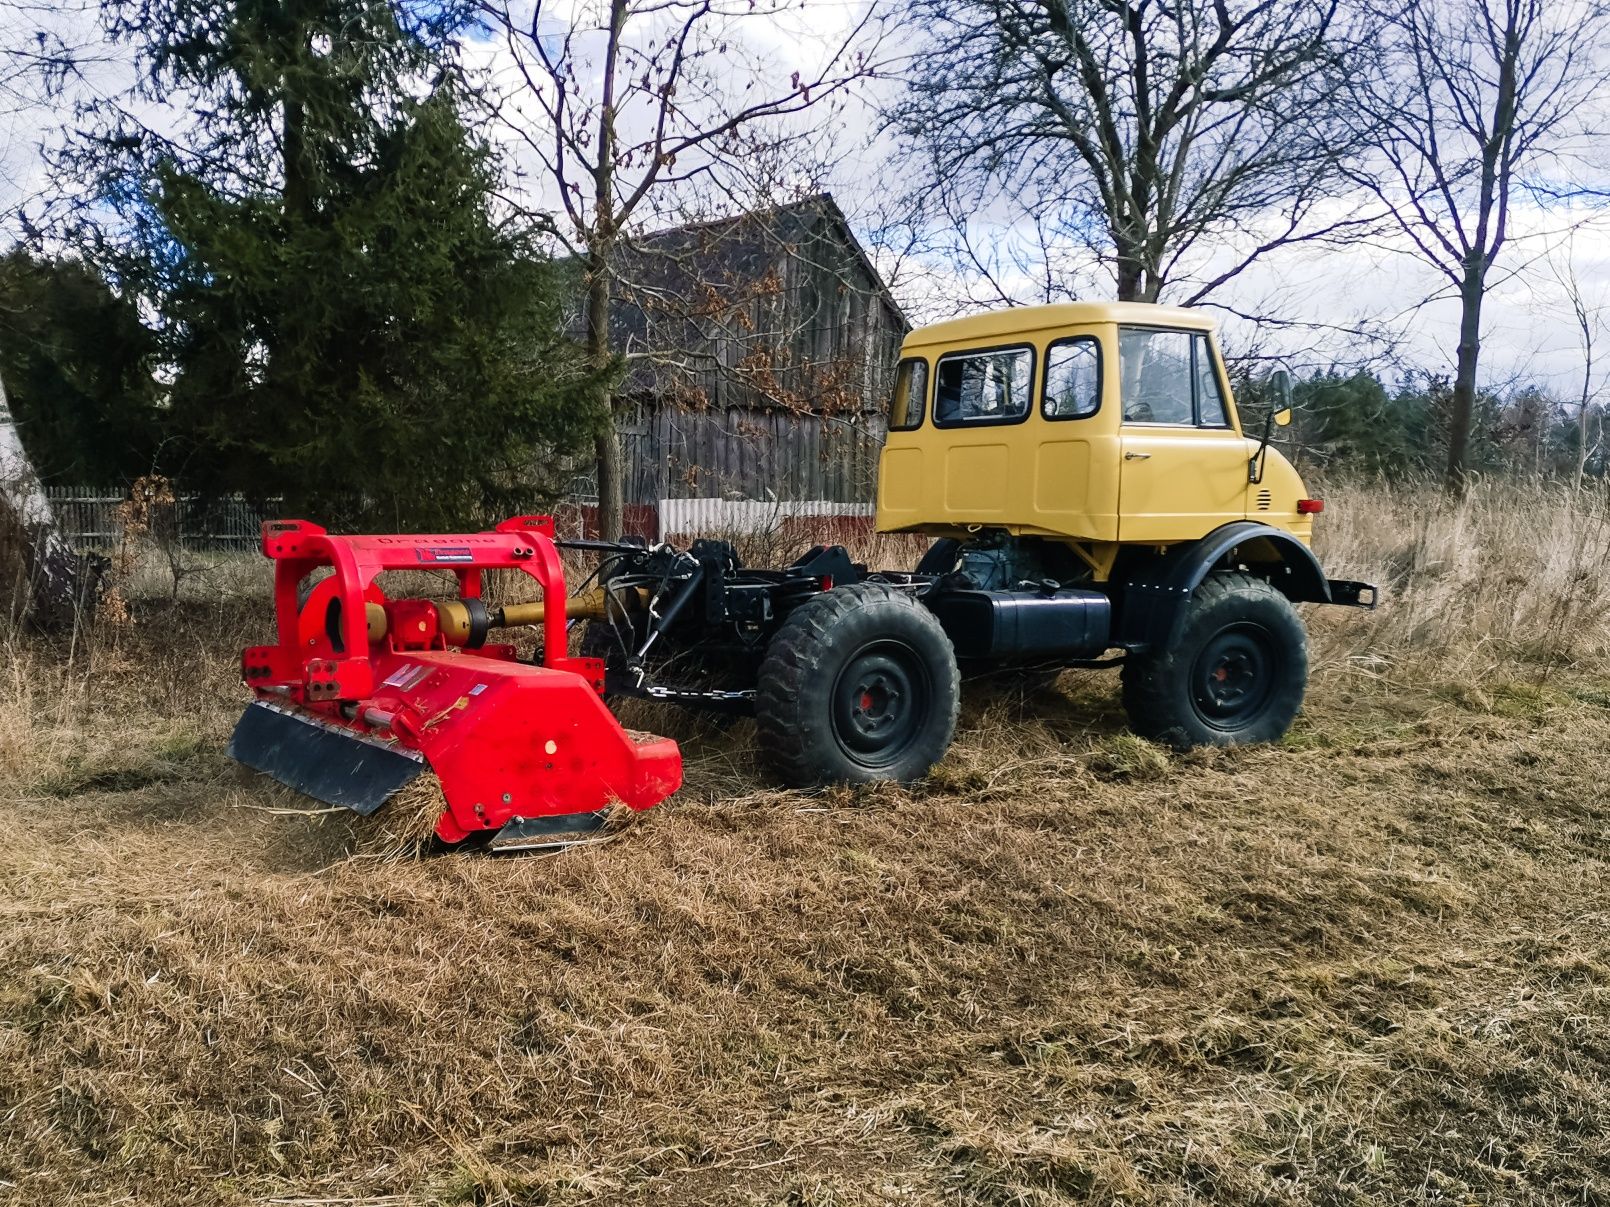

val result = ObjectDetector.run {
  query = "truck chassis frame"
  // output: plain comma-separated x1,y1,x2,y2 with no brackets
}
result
560,529,1375,784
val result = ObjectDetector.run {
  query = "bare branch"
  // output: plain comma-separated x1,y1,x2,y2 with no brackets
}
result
891,0,1367,305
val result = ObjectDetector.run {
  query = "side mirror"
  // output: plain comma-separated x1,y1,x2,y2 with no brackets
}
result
1250,368,1295,484
1270,366,1294,411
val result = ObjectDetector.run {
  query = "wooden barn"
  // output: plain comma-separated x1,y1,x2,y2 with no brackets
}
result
588,193,908,524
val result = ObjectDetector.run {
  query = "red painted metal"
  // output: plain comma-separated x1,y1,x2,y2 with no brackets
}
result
239,515,682,843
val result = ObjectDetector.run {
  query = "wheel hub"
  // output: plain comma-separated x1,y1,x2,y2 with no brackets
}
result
851,674,901,732
1191,624,1275,729
832,643,931,766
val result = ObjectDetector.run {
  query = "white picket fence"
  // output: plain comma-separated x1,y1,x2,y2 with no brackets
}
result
657,497,875,541
45,485,875,551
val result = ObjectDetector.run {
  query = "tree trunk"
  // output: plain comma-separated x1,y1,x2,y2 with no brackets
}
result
1115,253,1142,302
1113,237,1165,302
282,0,311,226
283,98,309,223
273,17,311,463
593,427,623,540
1113,222,1145,301
1446,265,1485,488
584,0,629,541
584,253,623,540
0,362,103,627
1576,336,1594,491
1577,405,1590,491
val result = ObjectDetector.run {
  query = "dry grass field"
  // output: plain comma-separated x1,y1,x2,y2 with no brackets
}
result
2,480,1608,1206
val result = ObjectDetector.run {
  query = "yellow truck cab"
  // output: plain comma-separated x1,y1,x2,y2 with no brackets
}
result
846,300,1376,754
877,301,1316,573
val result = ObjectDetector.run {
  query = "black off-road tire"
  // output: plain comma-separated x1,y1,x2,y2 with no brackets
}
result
915,537,962,576
756,582,961,786
578,617,625,662
1120,572,1307,749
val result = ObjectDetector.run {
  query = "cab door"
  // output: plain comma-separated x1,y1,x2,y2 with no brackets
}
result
1031,329,1120,541
1116,327,1254,544
926,343,1038,525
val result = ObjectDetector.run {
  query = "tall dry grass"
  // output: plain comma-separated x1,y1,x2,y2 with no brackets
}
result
1309,477,1610,680
3,480,1610,1206
1,476,1605,798
0,477,1603,813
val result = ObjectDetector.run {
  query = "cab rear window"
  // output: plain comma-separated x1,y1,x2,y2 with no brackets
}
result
887,358,928,431
932,346,1035,427
1042,336,1101,419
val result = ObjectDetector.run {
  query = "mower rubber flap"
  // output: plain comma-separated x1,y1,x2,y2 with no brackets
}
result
228,700,426,815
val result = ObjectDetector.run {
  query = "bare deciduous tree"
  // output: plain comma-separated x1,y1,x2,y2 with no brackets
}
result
893,0,1364,306
1554,237,1608,489
1348,0,1610,487
0,0,113,210
481,0,884,539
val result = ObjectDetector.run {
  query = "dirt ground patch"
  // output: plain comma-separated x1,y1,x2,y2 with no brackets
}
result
1,610,1607,1205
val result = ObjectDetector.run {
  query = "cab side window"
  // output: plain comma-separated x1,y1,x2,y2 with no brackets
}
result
1119,327,1231,427
1118,328,1193,424
933,346,1034,426
888,358,928,431
1042,336,1101,419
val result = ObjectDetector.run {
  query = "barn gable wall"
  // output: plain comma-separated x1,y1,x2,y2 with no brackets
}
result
601,194,905,506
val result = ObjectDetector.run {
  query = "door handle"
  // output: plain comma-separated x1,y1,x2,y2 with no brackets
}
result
1124,451,1152,460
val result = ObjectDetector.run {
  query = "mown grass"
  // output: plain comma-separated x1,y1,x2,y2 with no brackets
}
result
0,479,1606,1206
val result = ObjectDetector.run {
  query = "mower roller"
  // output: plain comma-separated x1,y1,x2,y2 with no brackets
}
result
227,515,682,849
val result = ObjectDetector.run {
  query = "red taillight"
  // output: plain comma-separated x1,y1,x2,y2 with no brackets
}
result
1296,498,1324,515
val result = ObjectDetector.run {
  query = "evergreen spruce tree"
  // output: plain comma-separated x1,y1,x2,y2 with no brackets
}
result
0,249,161,483
62,0,603,527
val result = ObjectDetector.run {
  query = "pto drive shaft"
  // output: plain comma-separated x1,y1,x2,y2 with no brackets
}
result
363,586,646,649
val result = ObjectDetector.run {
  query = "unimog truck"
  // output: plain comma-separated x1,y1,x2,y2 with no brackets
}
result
572,301,1377,786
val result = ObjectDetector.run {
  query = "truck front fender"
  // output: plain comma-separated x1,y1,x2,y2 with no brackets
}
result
1114,522,1336,650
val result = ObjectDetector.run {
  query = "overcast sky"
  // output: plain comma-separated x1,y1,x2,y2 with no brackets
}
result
3,0,1608,397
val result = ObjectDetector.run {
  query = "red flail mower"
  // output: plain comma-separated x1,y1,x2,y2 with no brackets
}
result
227,515,682,851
